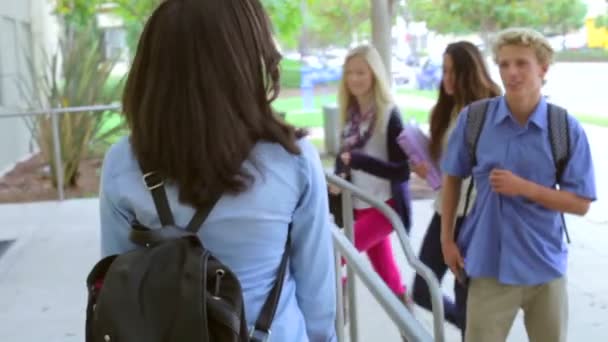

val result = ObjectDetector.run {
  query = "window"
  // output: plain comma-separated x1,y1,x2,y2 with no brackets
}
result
0,15,33,108
0,16,17,107
103,27,127,61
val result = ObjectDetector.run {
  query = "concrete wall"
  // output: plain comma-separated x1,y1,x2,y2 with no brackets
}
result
0,0,57,174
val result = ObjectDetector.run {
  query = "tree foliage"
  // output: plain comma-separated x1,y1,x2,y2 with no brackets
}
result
53,0,379,52
408,0,587,34
540,0,588,35
263,0,372,50
261,0,303,49
54,0,101,29
308,0,371,47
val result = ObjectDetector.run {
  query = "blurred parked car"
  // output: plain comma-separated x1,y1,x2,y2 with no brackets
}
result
415,56,442,90
392,56,414,85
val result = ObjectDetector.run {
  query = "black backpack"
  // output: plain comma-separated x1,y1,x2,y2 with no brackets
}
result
86,170,290,342
462,98,572,243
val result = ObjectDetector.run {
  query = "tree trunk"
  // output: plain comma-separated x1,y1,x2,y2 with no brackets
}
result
298,0,310,55
480,30,491,56
371,0,392,83
479,18,498,57
400,0,418,61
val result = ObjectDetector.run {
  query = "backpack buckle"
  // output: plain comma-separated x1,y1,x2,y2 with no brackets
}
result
249,328,271,342
142,172,164,190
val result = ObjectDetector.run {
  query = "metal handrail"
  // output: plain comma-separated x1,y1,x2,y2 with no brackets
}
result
326,173,446,342
0,104,121,119
332,226,434,341
0,105,121,200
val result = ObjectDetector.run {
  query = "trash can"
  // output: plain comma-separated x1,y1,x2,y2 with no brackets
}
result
323,104,340,156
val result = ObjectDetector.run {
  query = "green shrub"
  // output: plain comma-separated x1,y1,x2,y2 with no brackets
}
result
280,58,302,89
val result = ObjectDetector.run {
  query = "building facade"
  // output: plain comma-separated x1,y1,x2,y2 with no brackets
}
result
0,0,57,174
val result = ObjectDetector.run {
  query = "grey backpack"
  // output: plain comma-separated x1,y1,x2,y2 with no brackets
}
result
462,98,571,243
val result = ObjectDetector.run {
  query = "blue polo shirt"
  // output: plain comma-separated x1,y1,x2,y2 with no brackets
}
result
442,96,596,285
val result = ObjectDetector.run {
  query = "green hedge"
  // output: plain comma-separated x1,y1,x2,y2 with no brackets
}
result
280,58,302,89
102,75,126,103
555,48,608,62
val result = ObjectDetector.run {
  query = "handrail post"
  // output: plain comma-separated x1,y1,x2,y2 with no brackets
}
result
393,221,446,341
341,189,359,342
50,111,65,201
334,247,346,342
326,173,446,341
332,227,434,341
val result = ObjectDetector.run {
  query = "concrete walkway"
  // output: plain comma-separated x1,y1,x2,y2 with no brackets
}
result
0,198,606,342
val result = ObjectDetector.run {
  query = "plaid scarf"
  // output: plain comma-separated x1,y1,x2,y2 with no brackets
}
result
339,104,376,176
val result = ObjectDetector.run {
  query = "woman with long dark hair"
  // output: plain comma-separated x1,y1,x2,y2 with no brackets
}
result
411,41,501,338
98,1,337,340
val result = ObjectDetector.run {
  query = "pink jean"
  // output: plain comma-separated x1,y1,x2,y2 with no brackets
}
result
344,199,406,296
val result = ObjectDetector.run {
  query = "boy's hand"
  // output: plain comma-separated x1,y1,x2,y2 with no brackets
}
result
441,239,465,283
490,168,527,196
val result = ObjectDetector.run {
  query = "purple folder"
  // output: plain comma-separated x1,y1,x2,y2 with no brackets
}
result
397,121,442,190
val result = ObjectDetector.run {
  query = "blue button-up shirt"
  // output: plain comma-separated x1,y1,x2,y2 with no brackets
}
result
99,137,337,341
442,96,596,285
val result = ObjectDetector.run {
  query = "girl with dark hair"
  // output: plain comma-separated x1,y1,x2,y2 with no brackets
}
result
98,0,337,340
411,41,501,338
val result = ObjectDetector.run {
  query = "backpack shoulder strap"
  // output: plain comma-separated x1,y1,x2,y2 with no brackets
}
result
546,103,572,244
185,191,224,233
462,99,491,216
465,99,492,168
140,163,222,232
547,103,570,183
142,170,175,226
250,224,292,341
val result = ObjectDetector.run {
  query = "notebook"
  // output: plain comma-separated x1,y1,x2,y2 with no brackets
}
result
397,121,442,190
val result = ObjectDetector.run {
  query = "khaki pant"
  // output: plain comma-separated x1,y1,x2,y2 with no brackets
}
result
466,277,568,342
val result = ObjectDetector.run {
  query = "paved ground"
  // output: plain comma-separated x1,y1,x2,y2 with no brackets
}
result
0,125,605,342
0,198,606,342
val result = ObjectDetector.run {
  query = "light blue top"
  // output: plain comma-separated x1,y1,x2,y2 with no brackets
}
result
442,96,596,286
99,136,337,341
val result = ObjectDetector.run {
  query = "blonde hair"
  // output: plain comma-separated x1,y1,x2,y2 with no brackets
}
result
337,45,394,132
492,27,554,65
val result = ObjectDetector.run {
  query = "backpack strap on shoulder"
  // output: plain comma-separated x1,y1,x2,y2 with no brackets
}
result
250,224,292,342
547,103,572,244
185,191,224,233
138,158,222,231
142,170,175,226
547,103,570,184
462,99,491,216
465,99,491,168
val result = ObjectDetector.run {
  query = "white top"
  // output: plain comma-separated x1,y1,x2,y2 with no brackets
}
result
351,114,392,209
433,116,475,216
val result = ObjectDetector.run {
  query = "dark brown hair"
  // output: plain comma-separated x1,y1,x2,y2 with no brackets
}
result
428,41,502,162
123,0,303,210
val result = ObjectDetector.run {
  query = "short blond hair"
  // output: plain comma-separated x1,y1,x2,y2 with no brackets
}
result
492,28,554,65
